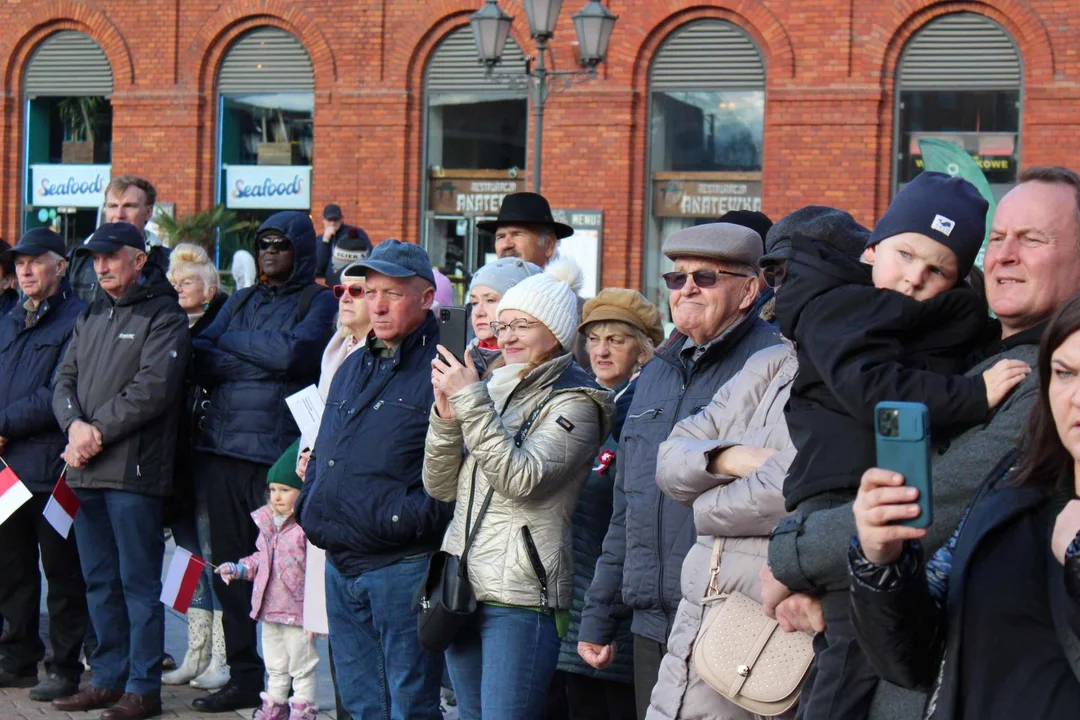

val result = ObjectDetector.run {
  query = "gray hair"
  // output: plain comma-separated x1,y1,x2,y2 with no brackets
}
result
534,226,558,249
1018,166,1080,246
167,243,220,290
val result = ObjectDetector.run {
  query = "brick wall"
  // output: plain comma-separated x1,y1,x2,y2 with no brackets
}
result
1,0,1078,291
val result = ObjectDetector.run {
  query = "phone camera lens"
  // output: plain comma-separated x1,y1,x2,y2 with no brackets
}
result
440,308,450,320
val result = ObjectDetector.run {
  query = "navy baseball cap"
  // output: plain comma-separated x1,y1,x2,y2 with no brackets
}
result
355,239,435,287
76,222,145,256
4,228,66,260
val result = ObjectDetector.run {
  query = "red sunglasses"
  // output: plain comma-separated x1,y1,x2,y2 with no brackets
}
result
332,284,365,300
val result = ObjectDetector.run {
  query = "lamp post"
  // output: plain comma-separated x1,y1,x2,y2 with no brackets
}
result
470,0,617,193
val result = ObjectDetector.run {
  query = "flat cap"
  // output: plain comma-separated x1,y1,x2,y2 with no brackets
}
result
662,222,763,268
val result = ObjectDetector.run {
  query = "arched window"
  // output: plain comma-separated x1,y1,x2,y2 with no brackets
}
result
895,12,1022,200
24,30,115,244
645,20,766,320
217,27,315,259
422,25,528,297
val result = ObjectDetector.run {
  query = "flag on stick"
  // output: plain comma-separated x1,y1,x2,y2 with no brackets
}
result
160,548,207,614
43,471,79,538
0,459,32,526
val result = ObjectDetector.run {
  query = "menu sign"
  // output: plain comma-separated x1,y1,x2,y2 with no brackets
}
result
429,172,525,214
653,178,763,218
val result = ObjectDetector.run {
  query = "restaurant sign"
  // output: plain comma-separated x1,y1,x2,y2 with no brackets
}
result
652,178,763,218
429,174,525,214
30,164,111,208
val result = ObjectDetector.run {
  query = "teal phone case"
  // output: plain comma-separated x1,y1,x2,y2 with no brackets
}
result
874,401,933,529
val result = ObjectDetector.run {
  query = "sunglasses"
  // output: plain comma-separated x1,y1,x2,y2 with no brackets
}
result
257,237,293,253
662,269,751,291
333,284,365,300
762,264,787,289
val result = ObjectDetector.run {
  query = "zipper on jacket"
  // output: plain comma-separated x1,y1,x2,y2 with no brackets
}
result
628,407,663,421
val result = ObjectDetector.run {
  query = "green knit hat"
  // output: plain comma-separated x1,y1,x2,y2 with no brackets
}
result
267,440,303,491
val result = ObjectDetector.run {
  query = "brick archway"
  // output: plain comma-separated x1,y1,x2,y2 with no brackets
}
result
870,0,1054,217
0,2,133,241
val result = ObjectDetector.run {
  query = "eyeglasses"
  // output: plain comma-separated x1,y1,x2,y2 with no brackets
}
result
762,264,787,289
489,319,541,337
333,284,365,300
661,269,751,291
257,237,293,253
172,278,202,290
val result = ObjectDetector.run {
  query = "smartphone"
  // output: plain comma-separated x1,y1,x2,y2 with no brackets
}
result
437,306,469,365
874,401,933,528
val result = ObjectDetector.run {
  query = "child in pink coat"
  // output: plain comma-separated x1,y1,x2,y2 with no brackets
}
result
217,443,317,720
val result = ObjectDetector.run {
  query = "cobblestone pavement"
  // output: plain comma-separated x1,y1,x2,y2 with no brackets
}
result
0,540,459,720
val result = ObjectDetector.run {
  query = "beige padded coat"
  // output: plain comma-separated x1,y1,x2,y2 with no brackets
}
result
647,342,798,720
423,354,614,609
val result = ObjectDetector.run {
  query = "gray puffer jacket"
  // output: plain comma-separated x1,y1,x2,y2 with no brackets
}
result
647,343,797,720
424,354,614,608
580,311,782,645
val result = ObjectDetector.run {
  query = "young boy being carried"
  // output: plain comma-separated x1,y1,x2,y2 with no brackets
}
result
773,171,1030,720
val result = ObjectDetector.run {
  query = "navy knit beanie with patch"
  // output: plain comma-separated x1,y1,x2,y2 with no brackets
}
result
868,171,989,280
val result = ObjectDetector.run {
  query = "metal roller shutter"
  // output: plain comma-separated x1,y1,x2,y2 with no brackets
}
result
218,27,314,94
899,13,1021,90
25,30,113,97
650,20,765,91
426,26,526,94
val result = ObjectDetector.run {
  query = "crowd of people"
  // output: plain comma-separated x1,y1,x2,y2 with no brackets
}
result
0,164,1078,720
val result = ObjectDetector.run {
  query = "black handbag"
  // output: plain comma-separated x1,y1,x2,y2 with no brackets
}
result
412,481,494,652
413,395,552,651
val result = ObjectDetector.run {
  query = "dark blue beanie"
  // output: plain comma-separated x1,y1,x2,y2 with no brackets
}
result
868,172,989,280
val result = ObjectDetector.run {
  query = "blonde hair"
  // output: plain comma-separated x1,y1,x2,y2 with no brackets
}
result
167,243,219,291
582,319,655,366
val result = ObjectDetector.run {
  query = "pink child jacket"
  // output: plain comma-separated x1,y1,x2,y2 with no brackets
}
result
237,505,307,626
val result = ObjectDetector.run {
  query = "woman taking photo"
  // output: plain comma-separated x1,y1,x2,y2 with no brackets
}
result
424,261,614,719
466,257,541,375
547,288,665,719
164,243,230,688
850,292,1080,719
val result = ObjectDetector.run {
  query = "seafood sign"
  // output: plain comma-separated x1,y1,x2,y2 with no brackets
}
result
226,165,312,210
31,164,111,208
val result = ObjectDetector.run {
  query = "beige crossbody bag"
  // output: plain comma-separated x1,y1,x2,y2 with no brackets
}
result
692,537,816,717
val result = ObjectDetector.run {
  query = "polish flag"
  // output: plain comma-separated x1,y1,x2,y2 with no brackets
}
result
0,463,32,526
43,475,80,539
160,548,207,614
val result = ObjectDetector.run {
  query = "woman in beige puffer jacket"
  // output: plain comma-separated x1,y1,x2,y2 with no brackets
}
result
646,341,798,720
425,261,614,719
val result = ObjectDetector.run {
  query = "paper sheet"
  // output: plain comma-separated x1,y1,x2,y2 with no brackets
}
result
302,542,328,634
285,384,325,451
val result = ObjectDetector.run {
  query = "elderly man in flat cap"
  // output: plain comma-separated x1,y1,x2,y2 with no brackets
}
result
577,223,781,717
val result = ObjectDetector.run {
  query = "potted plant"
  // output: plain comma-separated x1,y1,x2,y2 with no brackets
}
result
58,96,105,164
154,204,258,251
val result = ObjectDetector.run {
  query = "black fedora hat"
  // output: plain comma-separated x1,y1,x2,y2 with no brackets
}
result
476,192,575,240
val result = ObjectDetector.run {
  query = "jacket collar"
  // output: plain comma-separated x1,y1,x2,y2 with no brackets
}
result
191,292,229,336
656,307,759,373
8,278,74,329
364,311,440,369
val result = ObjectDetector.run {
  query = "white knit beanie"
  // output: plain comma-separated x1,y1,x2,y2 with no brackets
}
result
496,258,583,350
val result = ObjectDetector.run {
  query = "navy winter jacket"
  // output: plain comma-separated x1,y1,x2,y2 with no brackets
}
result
0,289,17,317
0,279,85,490
580,311,781,645
295,311,454,577
193,211,337,466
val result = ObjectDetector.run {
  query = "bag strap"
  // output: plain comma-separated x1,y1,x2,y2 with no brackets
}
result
513,393,553,448
705,537,727,598
520,526,550,607
295,283,330,322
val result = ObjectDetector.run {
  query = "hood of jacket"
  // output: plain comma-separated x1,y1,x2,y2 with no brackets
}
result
775,233,872,341
256,210,318,290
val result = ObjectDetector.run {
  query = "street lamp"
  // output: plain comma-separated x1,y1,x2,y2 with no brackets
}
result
470,0,618,192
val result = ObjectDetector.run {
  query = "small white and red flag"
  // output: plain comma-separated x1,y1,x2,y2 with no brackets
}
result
160,547,207,614
0,459,32,526
43,473,80,539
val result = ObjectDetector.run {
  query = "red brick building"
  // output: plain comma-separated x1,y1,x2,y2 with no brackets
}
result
1,0,1076,310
